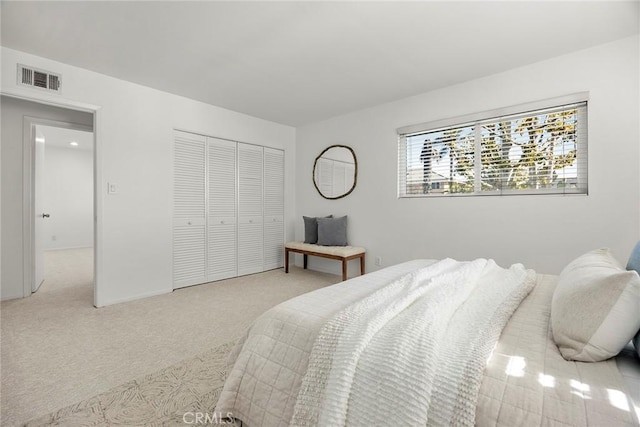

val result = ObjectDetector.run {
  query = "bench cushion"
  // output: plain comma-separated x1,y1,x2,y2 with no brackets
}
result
285,241,365,258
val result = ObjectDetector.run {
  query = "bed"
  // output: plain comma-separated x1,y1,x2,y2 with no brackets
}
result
215,255,640,426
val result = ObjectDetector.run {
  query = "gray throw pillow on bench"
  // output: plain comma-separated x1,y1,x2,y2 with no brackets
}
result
317,216,348,246
303,215,332,244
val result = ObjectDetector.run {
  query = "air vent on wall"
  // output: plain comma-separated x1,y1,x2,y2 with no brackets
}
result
17,64,61,93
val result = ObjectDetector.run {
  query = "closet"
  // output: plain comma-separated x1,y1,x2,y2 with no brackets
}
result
173,130,284,289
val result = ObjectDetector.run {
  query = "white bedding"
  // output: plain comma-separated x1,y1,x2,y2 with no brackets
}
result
291,258,535,427
477,274,640,426
215,260,640,426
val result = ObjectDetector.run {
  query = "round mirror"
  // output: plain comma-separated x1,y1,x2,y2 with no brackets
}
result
313,145,357,200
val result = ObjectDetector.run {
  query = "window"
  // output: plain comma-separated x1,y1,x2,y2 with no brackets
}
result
398,96,588,197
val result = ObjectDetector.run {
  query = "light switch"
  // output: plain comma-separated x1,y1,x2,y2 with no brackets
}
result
108,182,118,194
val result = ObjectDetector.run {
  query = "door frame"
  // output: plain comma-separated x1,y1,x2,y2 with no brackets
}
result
2,89,102,307
22,117,94,297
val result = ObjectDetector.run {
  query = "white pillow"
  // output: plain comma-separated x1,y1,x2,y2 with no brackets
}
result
551,248,640,362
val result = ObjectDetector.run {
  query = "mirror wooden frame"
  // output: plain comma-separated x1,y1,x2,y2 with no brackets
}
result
312,144,358,200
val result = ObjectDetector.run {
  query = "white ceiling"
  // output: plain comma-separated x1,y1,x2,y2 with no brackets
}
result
2,1,638,126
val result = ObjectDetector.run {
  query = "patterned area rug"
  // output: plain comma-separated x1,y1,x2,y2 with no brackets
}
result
24,341,236,426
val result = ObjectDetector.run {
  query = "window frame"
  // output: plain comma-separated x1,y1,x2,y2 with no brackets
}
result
397,93,589,198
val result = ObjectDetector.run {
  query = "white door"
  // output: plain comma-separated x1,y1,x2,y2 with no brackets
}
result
207,137,237,281
173,131,207,288
263,148,284,270
237,143,263,276
33,128,47,291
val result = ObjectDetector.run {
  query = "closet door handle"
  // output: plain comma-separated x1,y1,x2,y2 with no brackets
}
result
42,213,50,218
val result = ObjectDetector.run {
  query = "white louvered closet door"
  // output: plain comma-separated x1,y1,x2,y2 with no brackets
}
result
173,131,207,288
207,137,237,281
237,143,264,276
263,148,284,270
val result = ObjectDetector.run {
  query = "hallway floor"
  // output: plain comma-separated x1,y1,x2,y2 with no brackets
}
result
40,247,93,294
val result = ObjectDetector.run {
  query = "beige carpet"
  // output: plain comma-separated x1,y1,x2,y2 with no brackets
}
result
24,341,236,426
1,249,340,426
39,248,94,293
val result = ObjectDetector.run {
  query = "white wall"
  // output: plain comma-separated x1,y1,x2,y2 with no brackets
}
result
43,145,93,250
1,47,296,306
296,35,640,276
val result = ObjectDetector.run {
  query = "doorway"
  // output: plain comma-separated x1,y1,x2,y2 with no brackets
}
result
0,95,96,302
32,124,94,294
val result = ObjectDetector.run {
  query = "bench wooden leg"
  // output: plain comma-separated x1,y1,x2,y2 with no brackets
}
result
284,245,366,281
285,248,290,273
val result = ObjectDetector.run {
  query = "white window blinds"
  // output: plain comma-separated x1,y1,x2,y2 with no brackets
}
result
398,97,588,197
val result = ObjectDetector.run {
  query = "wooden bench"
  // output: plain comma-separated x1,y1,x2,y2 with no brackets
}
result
284,242,366,281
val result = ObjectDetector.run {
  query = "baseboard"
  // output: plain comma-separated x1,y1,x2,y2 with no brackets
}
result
0,292,24,302
45,246,93,252
95,287,171,308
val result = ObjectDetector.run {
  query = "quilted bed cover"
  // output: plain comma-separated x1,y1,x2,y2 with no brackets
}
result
215,260,640,426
